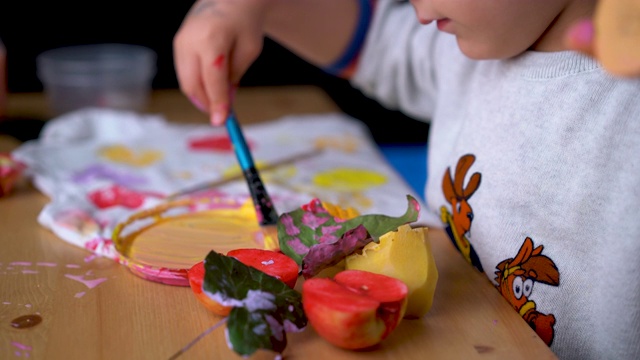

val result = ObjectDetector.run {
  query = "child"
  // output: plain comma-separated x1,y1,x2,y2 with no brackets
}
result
173,1,640,358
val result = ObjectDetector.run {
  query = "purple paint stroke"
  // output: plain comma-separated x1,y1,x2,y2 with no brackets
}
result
9,262,31,266
288,238,310,255
11,342,32,351
3,301,10,305
75,292,86,298
73,164,147,187
21,270,38,274
317,225,343,244
36,262,57,267
65,264,81,269
301,212,329,230
84,254,98,263
280,214,300,236
64,274,107,289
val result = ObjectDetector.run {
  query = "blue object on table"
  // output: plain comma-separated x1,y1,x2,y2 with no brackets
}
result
379,143,428,201
225,112,279,225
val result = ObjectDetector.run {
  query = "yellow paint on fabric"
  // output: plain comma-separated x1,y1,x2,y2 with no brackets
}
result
99,145,163,167
314,135,359,153
313,168,387,191
222,161,297,180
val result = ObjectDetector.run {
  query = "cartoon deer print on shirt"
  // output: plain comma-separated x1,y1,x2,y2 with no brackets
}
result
494,237,559,346
440,154,484,272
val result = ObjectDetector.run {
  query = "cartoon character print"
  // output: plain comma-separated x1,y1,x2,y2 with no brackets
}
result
494,237,559,346
440,154,484,272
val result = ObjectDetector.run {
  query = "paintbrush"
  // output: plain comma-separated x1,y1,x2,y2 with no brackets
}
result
166,148,320,200
225,111,280,230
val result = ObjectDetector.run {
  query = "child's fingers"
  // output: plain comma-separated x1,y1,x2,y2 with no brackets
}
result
594,0,640,76
228,39,264,86
174,49,210,115
564,19,595,57
201,51,231,126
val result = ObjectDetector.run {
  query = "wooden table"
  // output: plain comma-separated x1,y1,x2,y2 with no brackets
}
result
0,87,556,359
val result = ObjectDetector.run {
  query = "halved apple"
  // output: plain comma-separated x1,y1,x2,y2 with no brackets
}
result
188,248,300,316
302,269,408,350
226,248,299,288
345,224,438,318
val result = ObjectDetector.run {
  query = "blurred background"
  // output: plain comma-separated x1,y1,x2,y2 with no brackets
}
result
0,0,429,143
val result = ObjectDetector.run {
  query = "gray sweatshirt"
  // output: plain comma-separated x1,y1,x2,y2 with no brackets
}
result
352,1,640,359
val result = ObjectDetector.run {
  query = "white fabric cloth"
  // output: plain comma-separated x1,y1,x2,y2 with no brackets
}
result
352,1,640,359
12,108,427,260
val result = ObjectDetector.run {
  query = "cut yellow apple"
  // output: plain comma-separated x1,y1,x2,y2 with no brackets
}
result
345,224,438,318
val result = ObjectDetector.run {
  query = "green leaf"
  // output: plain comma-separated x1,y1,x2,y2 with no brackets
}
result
278,194,421,265
227,307,287,355
202,250,307,356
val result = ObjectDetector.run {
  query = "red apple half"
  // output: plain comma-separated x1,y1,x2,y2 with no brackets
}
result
302,269,408,350
188,248,300,316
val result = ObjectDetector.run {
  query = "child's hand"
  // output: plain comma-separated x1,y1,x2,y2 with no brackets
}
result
565,0,640,77
173,0,269,126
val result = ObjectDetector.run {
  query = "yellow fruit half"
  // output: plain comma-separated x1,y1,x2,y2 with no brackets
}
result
345,224,438,318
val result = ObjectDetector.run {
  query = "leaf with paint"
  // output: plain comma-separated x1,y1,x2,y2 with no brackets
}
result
301,225,371,279
278,194,421,265
202,250,307,356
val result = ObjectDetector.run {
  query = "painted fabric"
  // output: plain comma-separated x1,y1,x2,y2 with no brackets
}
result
12,108,427,261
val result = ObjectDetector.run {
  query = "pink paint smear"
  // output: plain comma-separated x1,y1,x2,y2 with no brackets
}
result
11,341,32,357
36,262,57,267
64,274,107,289
9,262,32,266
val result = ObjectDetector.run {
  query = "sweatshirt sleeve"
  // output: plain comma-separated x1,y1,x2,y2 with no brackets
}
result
350,0,440,121
322,0,374,78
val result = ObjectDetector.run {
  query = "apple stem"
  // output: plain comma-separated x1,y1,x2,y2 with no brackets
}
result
168,317,228,359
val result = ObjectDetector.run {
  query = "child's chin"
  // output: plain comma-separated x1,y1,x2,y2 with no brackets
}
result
457,39,524,60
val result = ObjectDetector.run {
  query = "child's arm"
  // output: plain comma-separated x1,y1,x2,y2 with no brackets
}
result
173,0,364,126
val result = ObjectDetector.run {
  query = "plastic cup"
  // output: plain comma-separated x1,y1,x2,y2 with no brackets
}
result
36,43,157,115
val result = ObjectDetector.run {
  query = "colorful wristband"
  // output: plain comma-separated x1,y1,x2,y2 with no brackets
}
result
323,0,373,77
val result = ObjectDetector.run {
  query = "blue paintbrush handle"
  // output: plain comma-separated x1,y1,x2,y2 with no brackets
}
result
225,112,279,225
225,112,254,171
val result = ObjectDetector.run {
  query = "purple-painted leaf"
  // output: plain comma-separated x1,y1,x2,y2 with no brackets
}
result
278,195,420,265
301,225,371,279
